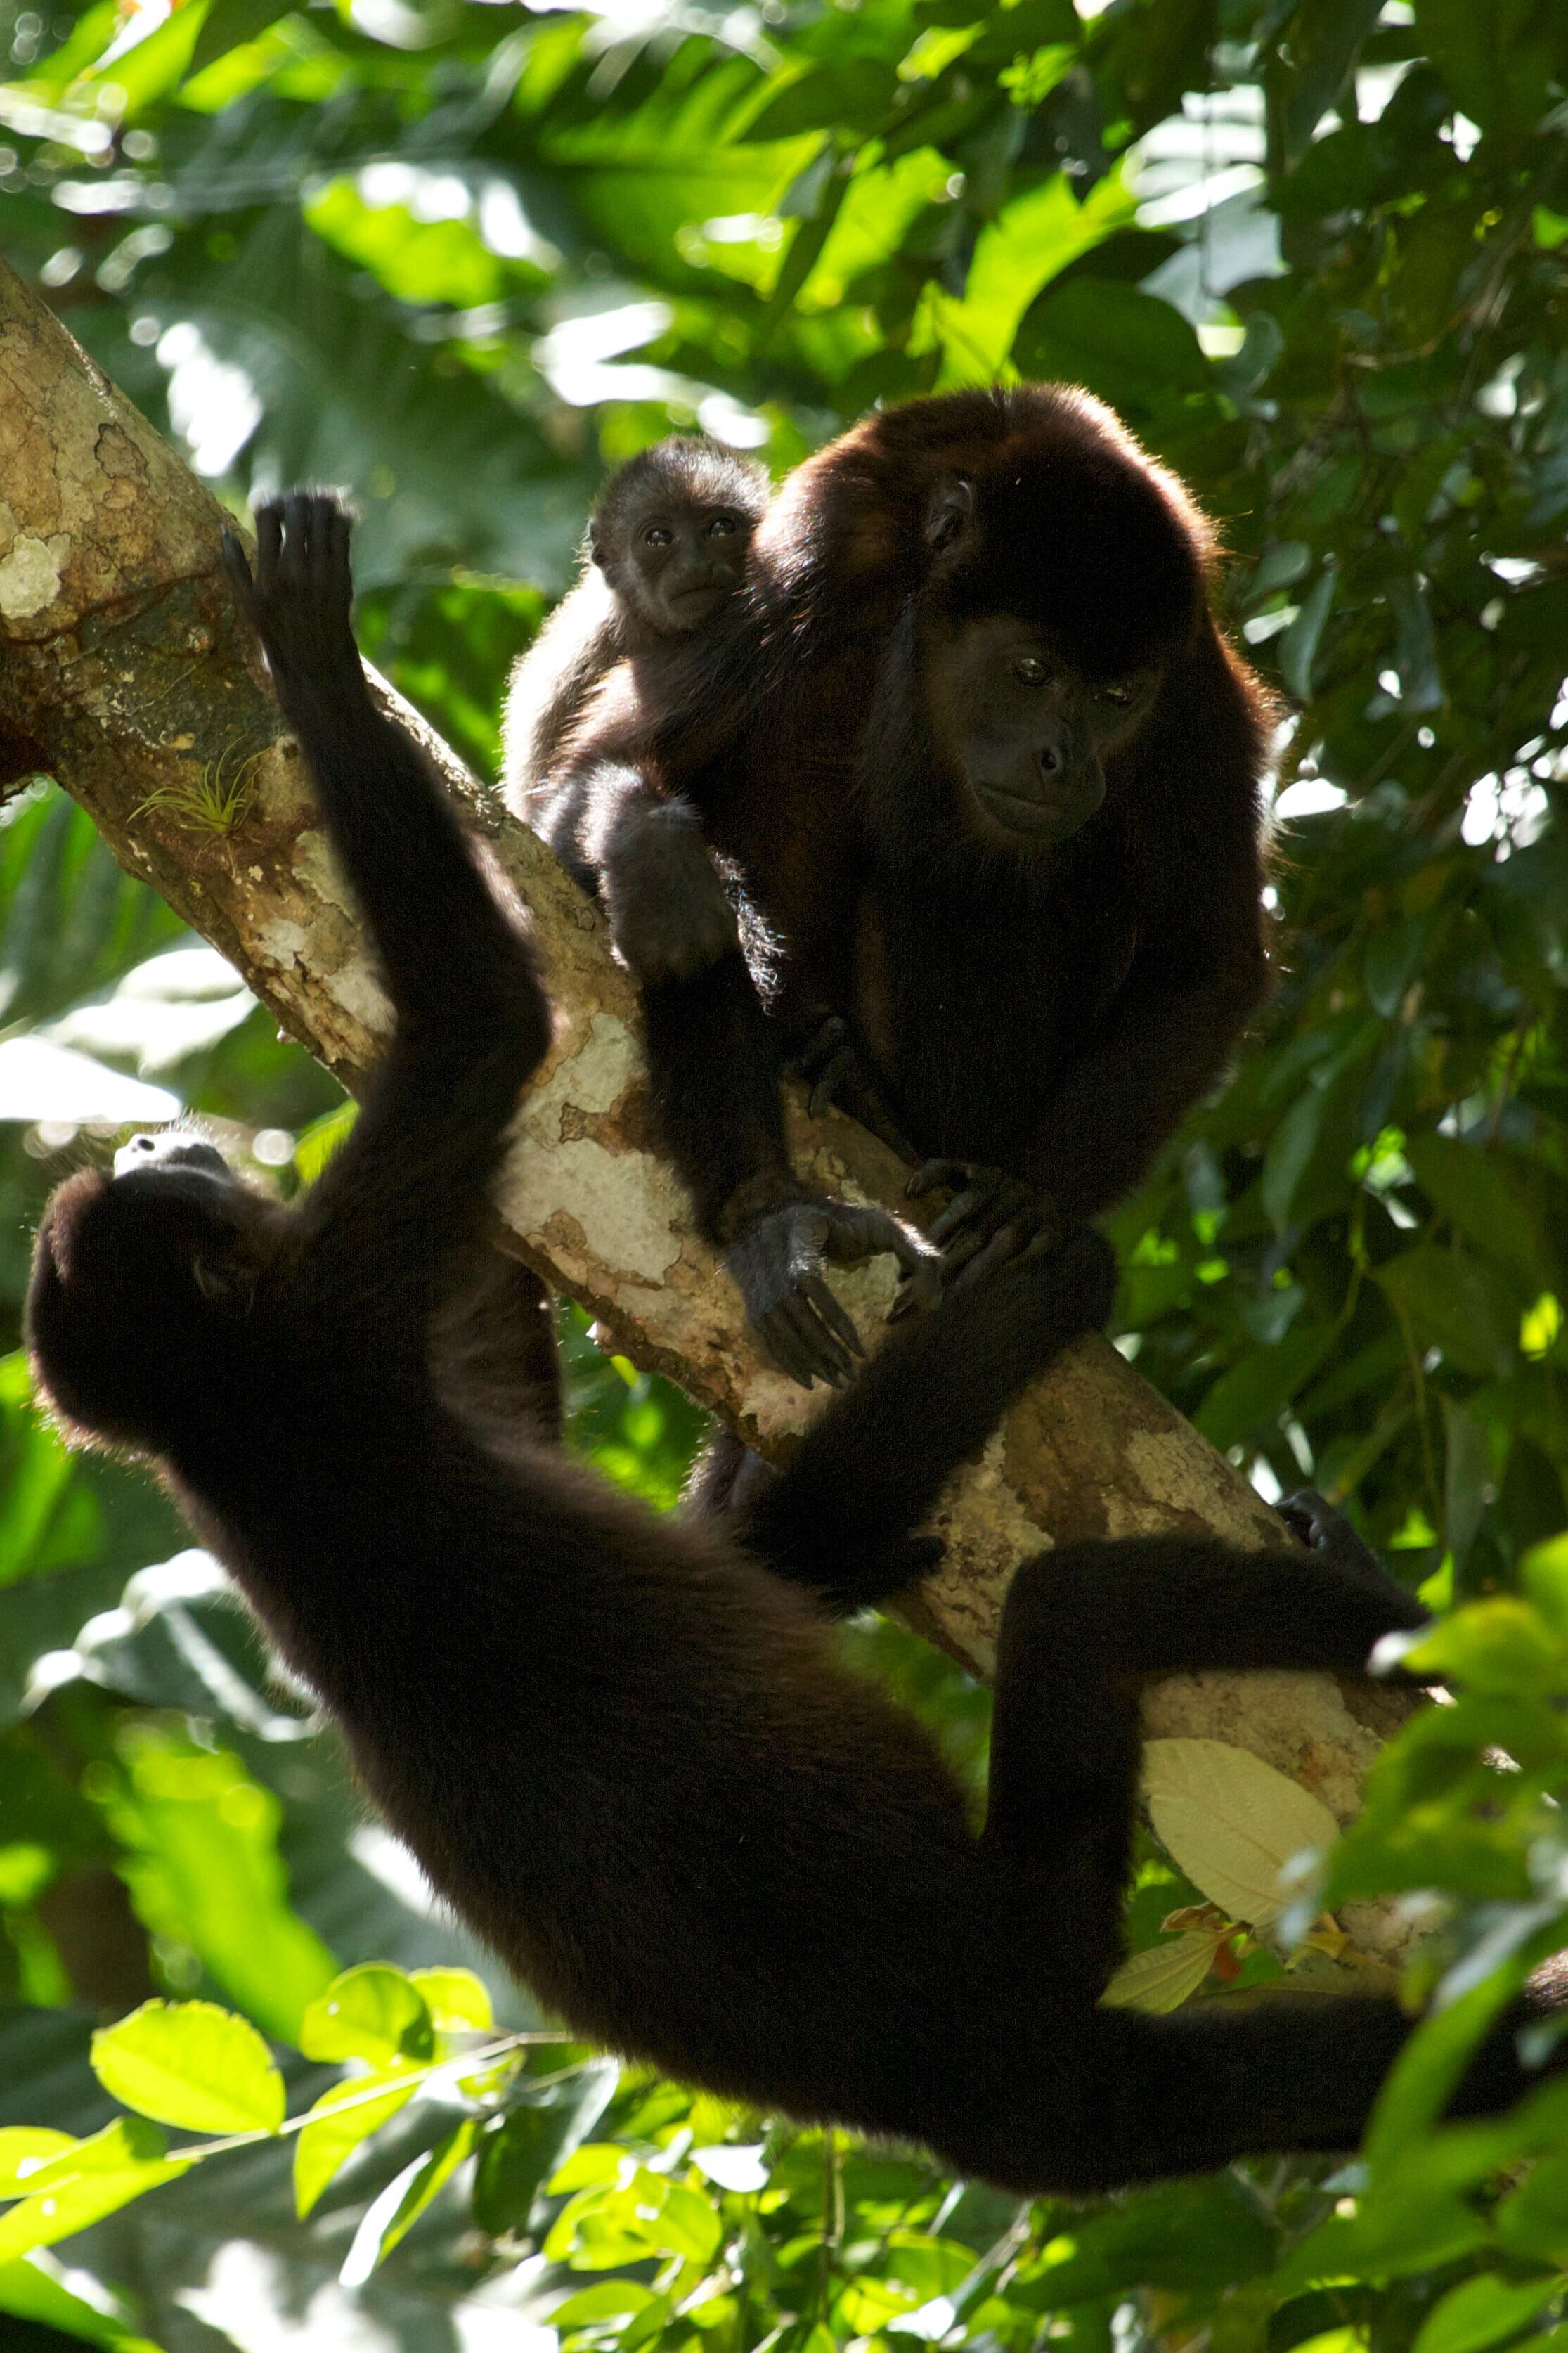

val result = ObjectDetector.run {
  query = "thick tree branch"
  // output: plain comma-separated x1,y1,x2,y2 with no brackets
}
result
0,263,1415,1969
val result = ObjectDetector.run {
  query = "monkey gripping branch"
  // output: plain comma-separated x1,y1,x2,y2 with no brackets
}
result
0,261,1415,1978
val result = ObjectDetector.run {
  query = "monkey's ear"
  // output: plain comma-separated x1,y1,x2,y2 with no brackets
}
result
925,475,975,555
193,1256,256,1315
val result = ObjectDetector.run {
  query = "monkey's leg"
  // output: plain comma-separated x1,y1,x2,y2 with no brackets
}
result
733,1226,1116,1611
953,1528,1556,2194
430,1246,563,1440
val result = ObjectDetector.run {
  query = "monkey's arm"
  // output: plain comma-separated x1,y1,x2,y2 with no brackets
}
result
571,756,741,986
499,572,624,816
222,496,550,1295
732,1225,1115,1609
1012,938,1265,1220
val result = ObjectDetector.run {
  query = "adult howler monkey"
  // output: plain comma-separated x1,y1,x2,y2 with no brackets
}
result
30,494,1555,2198
503,439,770,991
550,388,1274,1384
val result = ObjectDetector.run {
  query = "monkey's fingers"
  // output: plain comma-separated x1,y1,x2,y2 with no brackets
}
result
727,1208,860,1388
756,1303,834,1389
253,500,284,588
1277,1489,1333,1550
947,1216,1046,1294
220,528,253,598
793,1271,866,1365
905,1158,973,1202
281,491,317,584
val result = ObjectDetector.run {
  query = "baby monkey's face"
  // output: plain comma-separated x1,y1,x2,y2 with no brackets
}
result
616,497,755,633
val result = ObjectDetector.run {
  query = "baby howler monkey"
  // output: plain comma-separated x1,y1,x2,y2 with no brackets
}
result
503,437,770,990
27,495,1560,2199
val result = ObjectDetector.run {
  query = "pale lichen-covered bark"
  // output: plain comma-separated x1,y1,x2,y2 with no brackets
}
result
0,262,1415,1969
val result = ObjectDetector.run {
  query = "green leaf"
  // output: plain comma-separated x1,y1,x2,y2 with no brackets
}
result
187,0,296,79
1374,1245,1523,1380
299,1964,434,2067
1523,1534,1568,1634
1441,1397,1491,1562
1011,2175,1276,2304
0,2120,190,2262
939,170,1136,382
293,2072,420,2219
1412,2273,1563,2353
98,1725,336,2043
91,2000,285,2134
1363,1970,1531,2177
408,1967,493,2035
472,2063,618,2237
0,2253,162,2352
1394,1597,1568,1698
341,2120,476,2283
1278,566,1337,701
1195,1324,1335,1452
0,2131,78,2196
1015,279,1210,418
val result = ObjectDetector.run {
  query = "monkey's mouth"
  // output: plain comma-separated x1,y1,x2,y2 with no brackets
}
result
669,584,727,617
974,780,1102,843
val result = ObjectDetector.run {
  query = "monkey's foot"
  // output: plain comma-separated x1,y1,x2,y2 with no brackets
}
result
902,1160,1062,1294
1280,1488,1431,1643
726,1198,940,1389
222,491,364,702
787,1013,855,1119
604,802,738,985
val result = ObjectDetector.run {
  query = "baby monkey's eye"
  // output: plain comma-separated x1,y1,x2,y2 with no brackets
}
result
707,513,739,537
644,525,674,548
1012,655,1050,686
1099,680,1137,707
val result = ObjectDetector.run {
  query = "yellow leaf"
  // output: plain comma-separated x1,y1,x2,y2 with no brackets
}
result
1101,1929,1227,2014
1142,1739,1339,1929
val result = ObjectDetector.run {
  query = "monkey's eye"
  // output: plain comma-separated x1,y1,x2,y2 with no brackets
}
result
1011,655,1050,686
643,525,673,548
1099,680,1137,707
708,514,739,538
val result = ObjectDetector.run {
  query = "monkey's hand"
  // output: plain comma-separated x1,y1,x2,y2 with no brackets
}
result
784,1014,918,1159
726,1199,940,1389
786,1014,864,1121
601,800,739,986
221,492,365,707
901,1160,1061,1298
1280,1488,1432,1646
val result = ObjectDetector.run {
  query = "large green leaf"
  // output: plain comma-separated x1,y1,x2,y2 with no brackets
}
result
91,1999,284,2134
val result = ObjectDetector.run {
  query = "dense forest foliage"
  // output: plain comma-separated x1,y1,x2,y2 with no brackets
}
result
0,0,1567,2344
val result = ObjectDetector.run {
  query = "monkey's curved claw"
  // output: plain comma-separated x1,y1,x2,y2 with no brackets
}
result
903,1160,1062,1292
727,1199,940,1388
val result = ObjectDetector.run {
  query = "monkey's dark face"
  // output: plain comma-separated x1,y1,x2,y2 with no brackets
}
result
609,500,753,635
926,615,1159,848
27,1133,271,1452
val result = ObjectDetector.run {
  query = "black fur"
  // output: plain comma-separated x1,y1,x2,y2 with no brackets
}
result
27,494,1555,2199
501,438,768,984
550,387,1274,1380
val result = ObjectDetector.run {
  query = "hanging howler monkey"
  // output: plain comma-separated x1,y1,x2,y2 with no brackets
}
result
540,387,1274,1387
503,438,771,990
27,493,1560,2195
